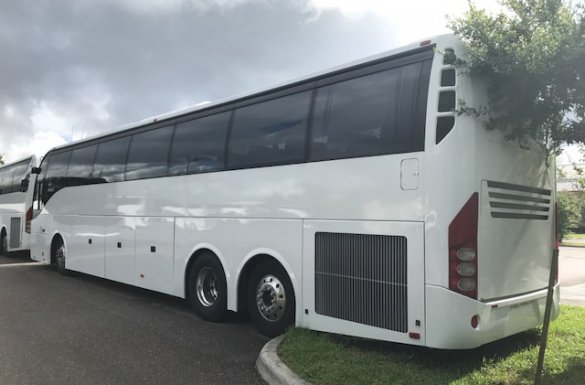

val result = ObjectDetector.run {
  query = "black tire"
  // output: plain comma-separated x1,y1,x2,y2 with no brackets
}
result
54,237,69,275
186,252,227,322
0,230,7,257
247,260,295,338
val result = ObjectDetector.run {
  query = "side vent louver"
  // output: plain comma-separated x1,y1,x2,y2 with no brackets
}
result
487,181,552,220
315,232,408,332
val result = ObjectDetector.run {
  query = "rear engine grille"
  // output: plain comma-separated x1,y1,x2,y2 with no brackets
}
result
315,232,407,332
9,217,21,249
487,181,552,220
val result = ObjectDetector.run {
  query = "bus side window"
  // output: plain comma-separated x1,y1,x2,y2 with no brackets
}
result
93,137,130,183
169,112,230,176
310,61,429,161
67,145,98,186
10,161,29,193
228,91,310,169
126,125,174,181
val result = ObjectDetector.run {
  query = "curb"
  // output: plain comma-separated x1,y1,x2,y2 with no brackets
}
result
256,335,312,385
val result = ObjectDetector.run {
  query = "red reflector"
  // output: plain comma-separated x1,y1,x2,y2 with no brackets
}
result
471,315,480,329
409,332,420,339
420,40,431,46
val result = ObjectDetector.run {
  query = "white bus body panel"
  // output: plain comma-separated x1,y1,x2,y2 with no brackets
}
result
475,134,555,300
105,216,136,286
68,216,106,277
426,284,559,349
135,216,175,293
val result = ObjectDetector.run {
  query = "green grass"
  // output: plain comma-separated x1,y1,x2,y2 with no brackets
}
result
279,305,585,385
561,233,585,247
562,233,585,240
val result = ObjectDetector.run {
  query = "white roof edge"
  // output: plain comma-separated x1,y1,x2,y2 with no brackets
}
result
50,33,459,153
0,155,36,169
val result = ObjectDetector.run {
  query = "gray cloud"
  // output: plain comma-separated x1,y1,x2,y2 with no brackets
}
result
0,0,407,161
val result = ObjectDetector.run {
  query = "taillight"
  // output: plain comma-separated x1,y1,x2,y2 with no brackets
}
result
25,208,32,234
449,193,478,299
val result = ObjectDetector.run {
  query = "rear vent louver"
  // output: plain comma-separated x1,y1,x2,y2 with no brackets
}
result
315,232,407,332
487,181,552,220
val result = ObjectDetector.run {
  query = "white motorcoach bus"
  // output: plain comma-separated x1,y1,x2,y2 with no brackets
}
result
30,34,559,348
0,156,37,257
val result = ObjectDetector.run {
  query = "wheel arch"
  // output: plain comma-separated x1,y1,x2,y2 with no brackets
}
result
50,233,65,264
0,226,7,254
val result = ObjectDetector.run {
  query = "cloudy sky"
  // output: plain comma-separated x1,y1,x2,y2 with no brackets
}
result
0,0,513,164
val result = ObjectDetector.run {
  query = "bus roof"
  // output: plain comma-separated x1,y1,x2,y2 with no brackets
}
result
0,155,35,169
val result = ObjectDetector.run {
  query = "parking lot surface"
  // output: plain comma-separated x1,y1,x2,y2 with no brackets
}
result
559,246,585,306
0,254,266,385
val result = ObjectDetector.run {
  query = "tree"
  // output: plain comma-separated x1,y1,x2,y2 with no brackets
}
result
557,191,583,238
449,0,585,155
0,153,4,166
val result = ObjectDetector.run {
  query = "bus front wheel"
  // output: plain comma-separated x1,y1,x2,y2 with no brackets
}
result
187,252,227,322
0,230,7,257
247,260,295,337
54,238,69,275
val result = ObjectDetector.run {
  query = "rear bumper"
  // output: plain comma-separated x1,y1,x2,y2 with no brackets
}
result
425,284,560,349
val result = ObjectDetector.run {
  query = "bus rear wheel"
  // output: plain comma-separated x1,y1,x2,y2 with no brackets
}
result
187,252,227,322
0,230,7,257
247,260,295,338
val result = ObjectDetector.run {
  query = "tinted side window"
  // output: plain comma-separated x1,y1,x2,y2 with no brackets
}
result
228,91,310,168
126,126,173,181
10,161,29,193
310,60,430,161
0,166,15,194
44,151,72,203
67,145,98,186
169,112,230,176
93,137,130,183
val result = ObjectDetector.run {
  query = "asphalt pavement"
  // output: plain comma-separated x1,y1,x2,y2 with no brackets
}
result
1,247,582,385
0,254,267,385
559,246,585,306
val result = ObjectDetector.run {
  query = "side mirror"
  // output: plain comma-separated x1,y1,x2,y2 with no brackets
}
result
19,179,30,193
31,167,41,174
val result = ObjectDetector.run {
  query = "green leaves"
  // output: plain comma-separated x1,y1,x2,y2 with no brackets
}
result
449,0,585,152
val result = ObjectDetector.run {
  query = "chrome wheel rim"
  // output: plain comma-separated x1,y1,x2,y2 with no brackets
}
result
196,267,218,307
56,245,66,270
256,274,286,322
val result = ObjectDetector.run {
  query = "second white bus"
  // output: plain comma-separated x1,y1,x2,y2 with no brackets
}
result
0,156,37,257
30,34,559,348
